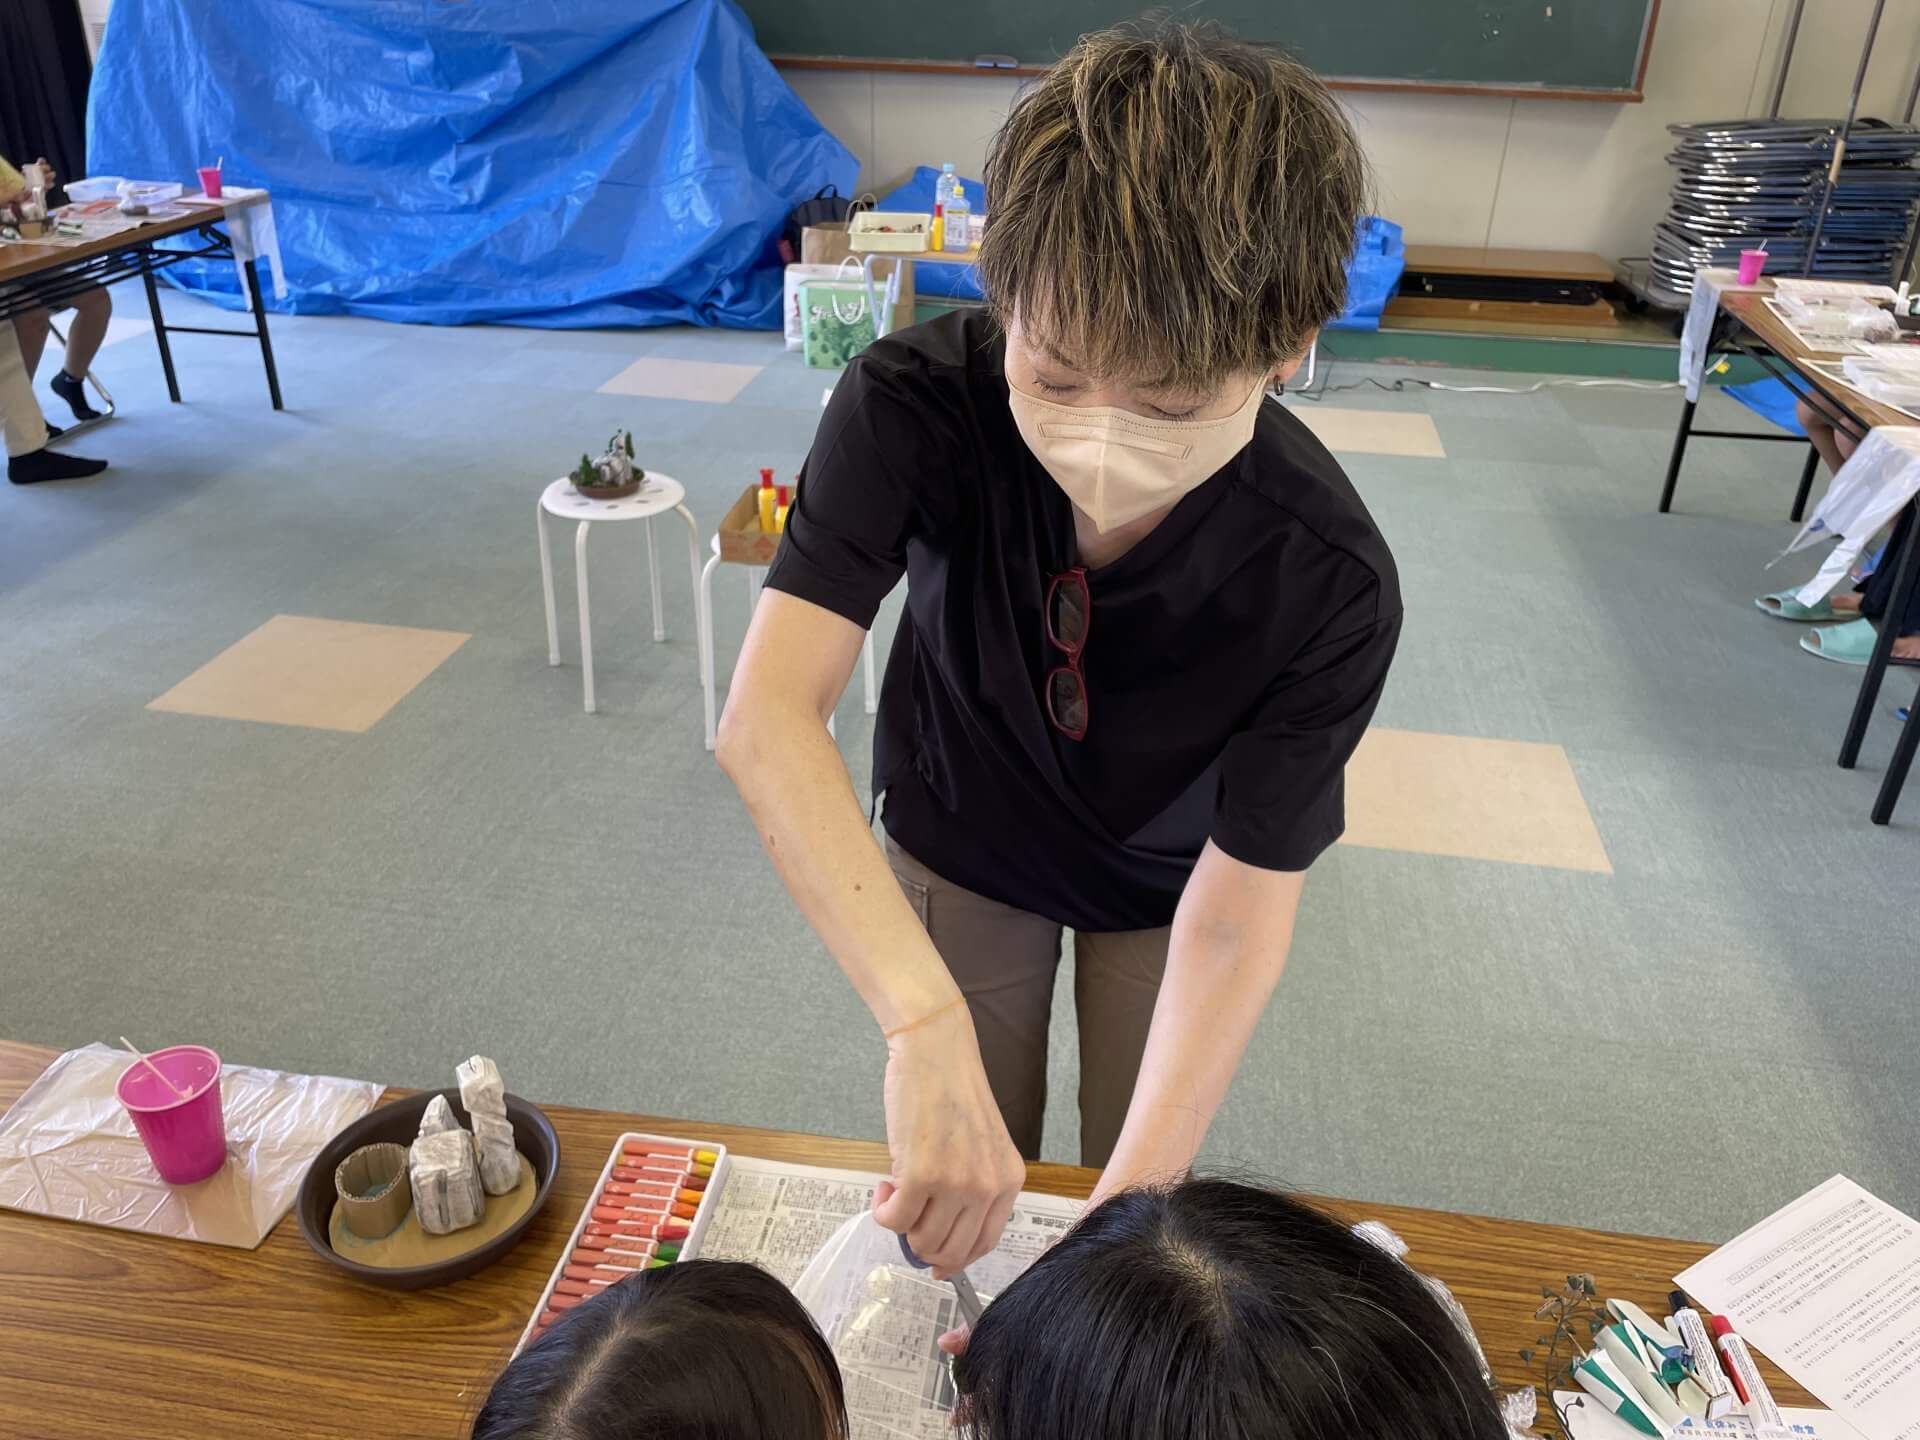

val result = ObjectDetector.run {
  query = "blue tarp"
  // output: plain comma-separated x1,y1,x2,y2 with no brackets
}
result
86,0,857,329
1326,216,1403,333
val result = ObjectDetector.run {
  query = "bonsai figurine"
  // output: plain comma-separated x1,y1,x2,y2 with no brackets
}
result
570,431,645,499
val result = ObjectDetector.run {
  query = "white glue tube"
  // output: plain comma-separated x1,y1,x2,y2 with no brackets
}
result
1599,1325,1687,1431
1711,1321,1790,1440
1667,1302,1735,1420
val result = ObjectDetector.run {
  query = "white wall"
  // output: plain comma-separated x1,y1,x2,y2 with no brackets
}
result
784,0,1920,264
78,0,110,59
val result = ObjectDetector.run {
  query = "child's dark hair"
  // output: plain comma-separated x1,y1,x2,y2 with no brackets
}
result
473,1260,848,1440
955,1179,1507,1440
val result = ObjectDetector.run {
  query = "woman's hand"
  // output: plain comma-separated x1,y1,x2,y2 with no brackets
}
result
872,1003,1024,1275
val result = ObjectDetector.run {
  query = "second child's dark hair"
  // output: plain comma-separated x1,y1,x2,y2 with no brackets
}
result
955,1179,1507,1440
472,1260,848,1440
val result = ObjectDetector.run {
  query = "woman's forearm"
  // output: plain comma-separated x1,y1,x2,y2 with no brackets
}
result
717,689,958,1033
1097,845,1304,1199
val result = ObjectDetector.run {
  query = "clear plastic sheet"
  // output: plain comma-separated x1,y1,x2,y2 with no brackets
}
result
793,1212,979,1438
0,1044,381,1249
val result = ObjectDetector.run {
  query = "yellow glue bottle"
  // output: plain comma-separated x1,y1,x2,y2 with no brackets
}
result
757,467,776,532
774,483,792,532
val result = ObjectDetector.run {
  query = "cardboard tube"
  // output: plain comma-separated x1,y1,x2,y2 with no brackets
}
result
336,1142,412,1239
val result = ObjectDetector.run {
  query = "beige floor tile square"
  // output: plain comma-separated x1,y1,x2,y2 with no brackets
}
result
1290,405,1446,458
597,356,762,404
148,615,469,733
1341,727,1611,873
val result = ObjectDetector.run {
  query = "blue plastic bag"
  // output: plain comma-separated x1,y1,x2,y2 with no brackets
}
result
86,0,857,329
1723,377,1810,436
1327,216,1404,332
877,166,986,302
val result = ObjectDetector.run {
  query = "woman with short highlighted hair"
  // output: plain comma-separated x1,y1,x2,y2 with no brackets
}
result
720,21,1393,1270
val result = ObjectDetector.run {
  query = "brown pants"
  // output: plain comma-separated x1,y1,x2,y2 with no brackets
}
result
886,838,1172,1168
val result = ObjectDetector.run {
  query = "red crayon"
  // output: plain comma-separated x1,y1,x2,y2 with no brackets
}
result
582,1218,689,1240
538,1310,563,1328
555,1278,614,1297
566,1262,653,1282
573,1242,678,1267
605,1178,678,1198
604,1183,705,1206
623,1142,720,1164
579,1222,690,1246
572,1244,667,1265
548,1292,586,1311
614,1164,709,1187
591,1202,698,1224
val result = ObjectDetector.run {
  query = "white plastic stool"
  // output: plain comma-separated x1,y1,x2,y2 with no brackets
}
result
699,534,877,750
537,474,703,715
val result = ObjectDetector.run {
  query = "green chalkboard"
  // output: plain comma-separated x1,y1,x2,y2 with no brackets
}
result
746,1,1659,97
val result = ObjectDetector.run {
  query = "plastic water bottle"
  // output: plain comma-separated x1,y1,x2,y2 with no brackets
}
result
933,163,957,250
943,181,971,253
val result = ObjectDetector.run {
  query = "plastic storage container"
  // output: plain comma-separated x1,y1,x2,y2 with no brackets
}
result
848,211,931,253
64,176,125,203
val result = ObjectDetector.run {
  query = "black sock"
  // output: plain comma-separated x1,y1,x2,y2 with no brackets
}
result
50,369,101,422
9,447,108,485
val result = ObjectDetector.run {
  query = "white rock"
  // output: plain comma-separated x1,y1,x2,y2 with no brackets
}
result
410,1128,485,1234
471,1112,520,1195
456,1056,506,1116
417,1095,460,1137
472,1111,514,1147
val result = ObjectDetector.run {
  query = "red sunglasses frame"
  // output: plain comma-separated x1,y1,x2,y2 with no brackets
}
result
1044,566,1091,741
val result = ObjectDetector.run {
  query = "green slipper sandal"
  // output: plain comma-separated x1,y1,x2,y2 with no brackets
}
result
1756,587,1849,622
1800,619,1879,666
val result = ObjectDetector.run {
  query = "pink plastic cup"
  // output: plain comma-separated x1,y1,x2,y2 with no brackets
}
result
197,167,224,200
117,1045,227,1184
1738,248,1767,285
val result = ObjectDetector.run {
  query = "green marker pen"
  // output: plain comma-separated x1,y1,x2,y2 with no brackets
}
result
1573,1350,1668,1438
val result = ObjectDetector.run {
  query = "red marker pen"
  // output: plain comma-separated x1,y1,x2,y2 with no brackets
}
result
1708,1316,1749,1402
1708,1313,1785,1428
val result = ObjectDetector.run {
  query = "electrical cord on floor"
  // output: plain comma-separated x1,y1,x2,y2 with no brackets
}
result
1283,354,1682,403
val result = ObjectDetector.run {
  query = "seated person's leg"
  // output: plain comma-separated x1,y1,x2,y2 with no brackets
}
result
12,308,50,381
956,1179,1508,1440
50,289,110,422
1795,395,1851,476
1856,508,1920,661
472,1259,847,1440
3,321,105,485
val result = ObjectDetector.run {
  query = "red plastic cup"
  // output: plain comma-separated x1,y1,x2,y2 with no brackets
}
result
1738,248,1767,285
116,1045,227,1184
197,167,224,200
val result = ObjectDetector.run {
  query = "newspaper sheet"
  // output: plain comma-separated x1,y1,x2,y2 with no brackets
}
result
701,1156,1083,1439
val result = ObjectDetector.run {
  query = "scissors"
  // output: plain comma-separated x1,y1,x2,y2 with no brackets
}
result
897,1233,985,1327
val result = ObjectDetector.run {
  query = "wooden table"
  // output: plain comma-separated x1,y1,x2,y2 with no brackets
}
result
0,1039,1814,1436
1658,279,1920,824
0,190,284,409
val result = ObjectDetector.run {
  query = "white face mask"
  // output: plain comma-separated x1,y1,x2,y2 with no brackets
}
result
1007,376,1268,532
